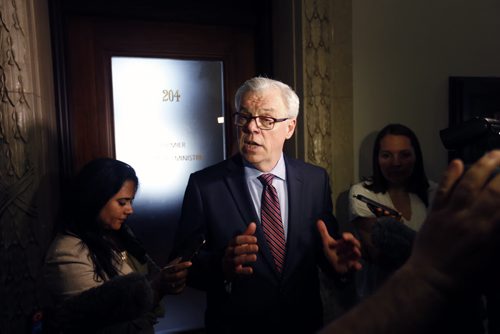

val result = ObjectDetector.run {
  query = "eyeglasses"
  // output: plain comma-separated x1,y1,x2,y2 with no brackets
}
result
233,112,289,130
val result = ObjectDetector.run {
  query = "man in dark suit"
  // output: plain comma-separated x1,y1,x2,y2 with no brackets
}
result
175,77,361,333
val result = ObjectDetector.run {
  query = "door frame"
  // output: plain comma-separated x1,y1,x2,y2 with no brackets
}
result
48,0,274,177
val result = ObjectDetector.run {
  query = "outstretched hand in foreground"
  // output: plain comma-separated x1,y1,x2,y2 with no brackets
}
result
320,150,500,334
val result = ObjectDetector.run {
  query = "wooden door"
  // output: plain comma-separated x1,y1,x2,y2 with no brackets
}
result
66,18,256,172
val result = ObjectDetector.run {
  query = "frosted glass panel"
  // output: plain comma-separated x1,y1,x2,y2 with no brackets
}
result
112,56,225,264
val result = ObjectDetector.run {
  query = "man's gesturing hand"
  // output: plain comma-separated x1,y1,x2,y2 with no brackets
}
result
222,222,259,280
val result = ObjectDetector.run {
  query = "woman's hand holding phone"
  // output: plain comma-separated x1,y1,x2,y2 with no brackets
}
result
157,235,205,295
354,194,402,220
158,257,192,295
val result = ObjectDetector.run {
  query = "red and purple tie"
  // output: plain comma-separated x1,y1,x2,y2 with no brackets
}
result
258,173,286,273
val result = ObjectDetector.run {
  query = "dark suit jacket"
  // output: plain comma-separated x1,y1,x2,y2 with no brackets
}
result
175,154,340,334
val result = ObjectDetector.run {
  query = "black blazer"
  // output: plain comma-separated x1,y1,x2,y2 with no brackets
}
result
175,154,339,334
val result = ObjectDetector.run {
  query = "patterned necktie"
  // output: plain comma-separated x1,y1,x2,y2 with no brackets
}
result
258,173,286,273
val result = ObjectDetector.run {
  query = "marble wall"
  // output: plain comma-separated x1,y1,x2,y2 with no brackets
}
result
302,0,356,324
302,0,353,216
0,0,58,332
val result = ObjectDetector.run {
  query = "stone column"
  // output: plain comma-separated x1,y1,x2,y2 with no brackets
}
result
0,0,59,332
302,0,356,324
302,0,353,210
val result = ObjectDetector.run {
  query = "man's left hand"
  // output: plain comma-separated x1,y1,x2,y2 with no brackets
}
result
317,219,362,274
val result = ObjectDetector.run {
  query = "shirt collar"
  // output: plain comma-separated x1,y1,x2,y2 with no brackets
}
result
243,153,286,181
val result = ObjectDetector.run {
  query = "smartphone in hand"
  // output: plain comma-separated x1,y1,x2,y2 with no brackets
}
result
174,234,206,262
180,236,206,262
164,235,206,270
353,194,402,219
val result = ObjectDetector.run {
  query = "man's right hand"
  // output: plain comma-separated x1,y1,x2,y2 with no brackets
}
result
222,222,259,280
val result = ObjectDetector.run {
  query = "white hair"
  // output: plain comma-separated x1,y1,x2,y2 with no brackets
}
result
234,77,300,118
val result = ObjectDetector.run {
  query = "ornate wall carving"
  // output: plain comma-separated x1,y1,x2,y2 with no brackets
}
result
0,1,58,332
303,0,333,171
302,0,355,323
302,0,353,208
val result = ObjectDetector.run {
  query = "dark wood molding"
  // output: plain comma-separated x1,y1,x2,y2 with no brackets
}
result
49,0,272,175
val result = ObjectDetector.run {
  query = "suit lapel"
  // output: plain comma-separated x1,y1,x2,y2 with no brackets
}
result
282,157,304,281
224,155,259,228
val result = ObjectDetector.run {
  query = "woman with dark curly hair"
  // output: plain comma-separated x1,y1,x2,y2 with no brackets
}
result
44,158,190,333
